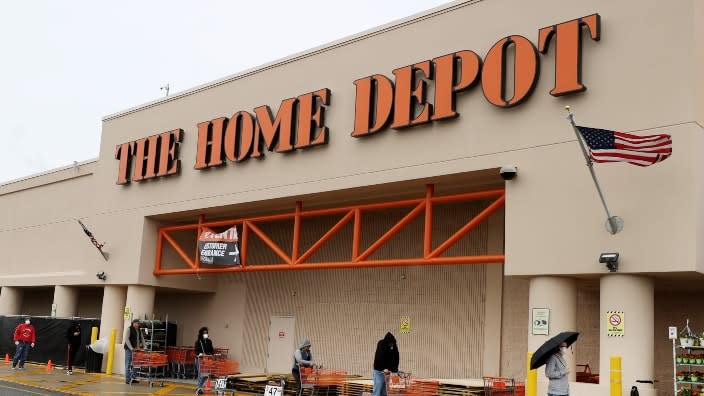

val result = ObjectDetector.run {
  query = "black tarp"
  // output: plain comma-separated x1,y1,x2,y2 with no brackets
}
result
0,316,100,368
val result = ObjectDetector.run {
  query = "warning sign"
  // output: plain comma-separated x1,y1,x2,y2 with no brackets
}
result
606,311,624,337
400,316,411,334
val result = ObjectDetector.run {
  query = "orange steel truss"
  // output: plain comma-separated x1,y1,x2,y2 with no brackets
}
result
154,185,505,275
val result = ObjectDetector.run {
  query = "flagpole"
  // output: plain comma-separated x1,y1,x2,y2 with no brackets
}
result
565,106,623,234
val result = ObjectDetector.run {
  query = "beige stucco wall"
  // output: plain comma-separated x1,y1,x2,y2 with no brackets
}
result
1,0,701,286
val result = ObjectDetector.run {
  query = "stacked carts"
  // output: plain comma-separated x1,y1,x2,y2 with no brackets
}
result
132,351,168,387
386,372,439,396
299,367,348,396
199,355,239,396
482,377,525,396
166,346,196,379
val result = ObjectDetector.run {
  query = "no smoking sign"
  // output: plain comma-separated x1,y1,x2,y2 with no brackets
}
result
606,311,625,337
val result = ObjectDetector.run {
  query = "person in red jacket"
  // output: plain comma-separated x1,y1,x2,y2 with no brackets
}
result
12,316,36,369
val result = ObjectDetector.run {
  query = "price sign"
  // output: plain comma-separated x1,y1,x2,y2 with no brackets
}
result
265,385,283,396
215,377,228,390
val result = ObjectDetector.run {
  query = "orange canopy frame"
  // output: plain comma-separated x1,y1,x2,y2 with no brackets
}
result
154,185,505,275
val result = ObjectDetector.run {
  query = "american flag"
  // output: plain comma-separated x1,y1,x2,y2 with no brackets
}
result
576,126,672,167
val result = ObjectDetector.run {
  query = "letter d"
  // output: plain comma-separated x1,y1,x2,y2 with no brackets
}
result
351,74,394,137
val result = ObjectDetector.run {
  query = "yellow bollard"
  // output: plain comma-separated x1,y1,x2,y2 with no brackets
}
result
90,327,98,345
610,355,622,396
106,328,117,375
526,352,537,396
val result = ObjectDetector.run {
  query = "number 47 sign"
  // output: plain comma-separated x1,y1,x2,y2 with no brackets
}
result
265,384,283,396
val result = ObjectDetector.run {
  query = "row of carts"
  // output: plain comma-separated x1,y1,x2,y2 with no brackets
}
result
129,347,237,388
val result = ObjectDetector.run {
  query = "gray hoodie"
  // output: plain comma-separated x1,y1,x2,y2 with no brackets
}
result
292,338,313,370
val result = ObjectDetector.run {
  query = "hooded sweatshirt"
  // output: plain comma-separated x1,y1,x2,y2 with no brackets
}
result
14,322,36,343
373,332,399,372
66,323,81,346
195,327,214,355
292,338,313,370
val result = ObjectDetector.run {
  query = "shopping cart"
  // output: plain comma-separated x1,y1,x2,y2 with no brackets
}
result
483,377,517,396
131,351,168,387
299,366,347,396
198,355,239,396
386,372,438,396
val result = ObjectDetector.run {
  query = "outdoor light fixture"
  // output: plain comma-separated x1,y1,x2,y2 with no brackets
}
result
599,252,619,273
96,271,107,281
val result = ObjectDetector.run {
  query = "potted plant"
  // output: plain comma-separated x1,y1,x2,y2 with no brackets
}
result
691,372,700,382
697,356,703,364
680,371,688,381
682,320,697,348
679,355,685,363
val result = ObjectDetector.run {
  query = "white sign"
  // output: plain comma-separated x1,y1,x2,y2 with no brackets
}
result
215,378,228,390
265,385,283,396
669,326,678,340
532,308,550,335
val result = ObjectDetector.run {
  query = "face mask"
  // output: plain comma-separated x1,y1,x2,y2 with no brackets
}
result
560,347,567,355
25,320,30,325
203,334,209,339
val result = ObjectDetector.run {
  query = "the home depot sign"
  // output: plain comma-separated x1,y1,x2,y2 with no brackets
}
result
114,14,600,185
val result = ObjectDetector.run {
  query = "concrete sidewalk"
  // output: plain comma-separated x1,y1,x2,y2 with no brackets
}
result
0,363,202,395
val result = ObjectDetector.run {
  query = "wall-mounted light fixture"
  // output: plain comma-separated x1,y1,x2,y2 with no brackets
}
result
599,252,619,273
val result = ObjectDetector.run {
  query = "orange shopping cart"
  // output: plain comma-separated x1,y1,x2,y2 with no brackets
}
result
131,351,168,387
483,377,518,396
386,372,438,396
198,355,239,395
299,366,347,396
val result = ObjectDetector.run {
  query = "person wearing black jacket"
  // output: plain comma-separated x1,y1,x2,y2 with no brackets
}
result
372,332,399,396
65,322,81,375
195,327,215,395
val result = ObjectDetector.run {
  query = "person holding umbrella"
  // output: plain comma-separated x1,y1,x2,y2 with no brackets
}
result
545,341,569,395
529,331,579,396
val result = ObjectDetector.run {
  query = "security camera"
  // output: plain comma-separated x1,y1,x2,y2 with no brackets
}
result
599,252,619,273
96,271,107,281
499,166,518,180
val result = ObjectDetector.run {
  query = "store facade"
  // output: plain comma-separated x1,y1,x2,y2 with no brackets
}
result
1,1,703,395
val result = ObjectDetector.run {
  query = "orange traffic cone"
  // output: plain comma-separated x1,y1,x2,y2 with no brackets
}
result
205,377,212,392
4,353,9,364
46,359,53,371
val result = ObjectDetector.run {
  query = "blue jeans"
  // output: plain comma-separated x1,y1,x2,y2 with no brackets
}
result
372,370,387,396
196,358,207,390
12,341,30,367
124,348,134,382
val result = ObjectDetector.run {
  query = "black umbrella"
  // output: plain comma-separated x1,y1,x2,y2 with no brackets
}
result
530,331,579,370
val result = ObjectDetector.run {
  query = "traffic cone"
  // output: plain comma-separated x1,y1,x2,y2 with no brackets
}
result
4,353,9,364
205,377,212,392
46,359,53,371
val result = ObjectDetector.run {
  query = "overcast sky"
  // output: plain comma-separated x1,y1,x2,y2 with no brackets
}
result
0,0,450,184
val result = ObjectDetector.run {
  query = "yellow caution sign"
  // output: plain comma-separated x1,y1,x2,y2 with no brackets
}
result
400,316,411,334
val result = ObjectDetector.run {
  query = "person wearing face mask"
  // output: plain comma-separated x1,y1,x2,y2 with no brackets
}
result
12,317,36,370
545,342,570,396
195,327,215,395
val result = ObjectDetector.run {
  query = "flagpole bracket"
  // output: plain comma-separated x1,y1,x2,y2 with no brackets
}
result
606,216,624,234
